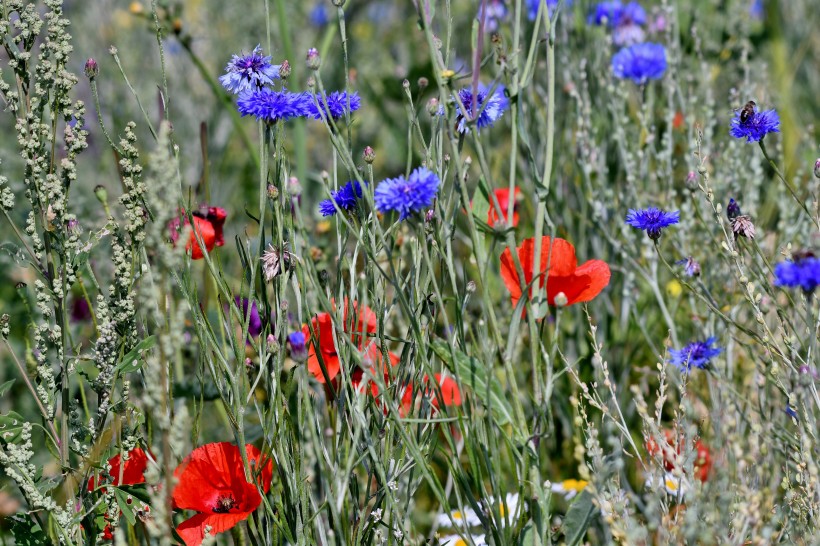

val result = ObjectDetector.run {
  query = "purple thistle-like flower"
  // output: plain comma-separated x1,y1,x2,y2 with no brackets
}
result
236,88,310,122
219,45,280,95
774,257,820,293
526,0,571,20
374,167,440,221
453,84,509,133
318,180,366,217
235,297,263,338
626,207,680,240
612,42,667,84
305,91,361,120
676,256,701,277
729,107,780,143
669,337,722,372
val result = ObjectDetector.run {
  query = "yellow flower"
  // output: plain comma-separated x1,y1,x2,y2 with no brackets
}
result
129,1,144,14
441,69,456,80
561,479,588,492
666,279,682,298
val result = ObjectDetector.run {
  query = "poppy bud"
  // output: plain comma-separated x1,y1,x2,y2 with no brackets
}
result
306,48,321,70
84,58,99,80
363,146,376,164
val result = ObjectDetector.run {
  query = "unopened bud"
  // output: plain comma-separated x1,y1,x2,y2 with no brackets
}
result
331,0,345,6
814,158,820,179
417,77,429,90
278,59,291,80
287,177,302,196
685,170,697,190
426,97,440,116
306,48,321,70
94,184,108,204
288,331,308,362
402,78,410,89
0,313,9,339
267,184,279,200
363,146,375,164
266,334,275,346
554,292,568,307
84,58,99,80
466,280,476,294
726,198,741,220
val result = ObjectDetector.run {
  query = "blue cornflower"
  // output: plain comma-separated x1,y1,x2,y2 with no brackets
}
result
612,42,667,84
618,1,646,25
288,331,308,362
773,257,820,292
749,0,763,19
729,107,780,143
588,1,623,25
219,45,280,95
626,207,680,240
237,88,310,123
309,3,330,26
669,337,722,372
676,256,701,277
526,0,572,20
453,84,509,133
318,180,366,217
374,167,440,220
305,91,362,120
481,0,509,33
785,404,798,420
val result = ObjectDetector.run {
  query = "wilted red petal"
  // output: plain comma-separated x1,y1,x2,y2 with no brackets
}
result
176,512,250,546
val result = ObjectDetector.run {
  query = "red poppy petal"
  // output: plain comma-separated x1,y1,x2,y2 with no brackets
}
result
571,260,611,303
110,447,149,486
187,217,216,260
543,237,577,277
176,512,251,546
500,247,524,304
546,275,593,306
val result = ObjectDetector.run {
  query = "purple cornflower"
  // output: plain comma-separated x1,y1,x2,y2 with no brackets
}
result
305,91,361,120
453,84,509,133
288,331,308,362
618,2,647,25
237,88,310,122
219,45,280,95
588,1,623,25
374,167,440,220
309,3,330,26
773,256,820,293
676,256,701,277
626,207,680,240
319,180,366,217
235,297,263,338
729,107,780,143
526,0,572,20
480,0,509,32
612,42,667,84
669,337,722,372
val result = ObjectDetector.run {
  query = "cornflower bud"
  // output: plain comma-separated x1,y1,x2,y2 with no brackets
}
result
363,146,376,164
84,58,99,80
278,59,291,80
306,48,321,70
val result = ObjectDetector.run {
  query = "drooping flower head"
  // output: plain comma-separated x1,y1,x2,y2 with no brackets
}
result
500,236,611,311
526,0,572,20
774,254,820,293
729,107,780,143
305,91,361,120
669,337,722,372
319,180,366,217
374,166,440,220
169,207,227,260
626,207,679,240
453,84,509,133
237,88,310,123
612,42,667,84
173,442,272,546
219,45,280,95
301,299,378,384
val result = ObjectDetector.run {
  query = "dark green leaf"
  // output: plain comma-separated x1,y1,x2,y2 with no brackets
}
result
115,335,156,374
561,490,597,546
0,411,26,443
0,378,15,397
10,513,49,545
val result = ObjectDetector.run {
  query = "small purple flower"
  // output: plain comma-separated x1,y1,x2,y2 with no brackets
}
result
288,331,308,361
676,256,701,277
237,88,310,122
235,297,263,338
374,167,441,221
669,337,722,372
612,42,667,84
729,107,780,143
774,256,820,293
319,180,366,217
612,23,645,46
70,297,92,323
219,45,280,95
305,91,361,120
453,84,509,133
626,207,680,240
480,0,509,32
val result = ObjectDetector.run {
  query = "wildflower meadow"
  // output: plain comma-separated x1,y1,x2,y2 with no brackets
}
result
1,0,819,544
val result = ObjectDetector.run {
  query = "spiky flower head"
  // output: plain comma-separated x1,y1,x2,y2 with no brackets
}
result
676,256,701,277
236,88,310,123
374,167,441,221
219,45,280,95
318,180,366,217
453,84,509,133
731,216,756,240
612,42,667,84
626,207,680,240
729,107,780,142
774,255,820,293
669,337,722,372
305,91,361,120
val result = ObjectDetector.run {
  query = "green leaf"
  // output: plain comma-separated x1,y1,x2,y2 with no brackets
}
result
115,489,137,526
115,335,156,374
561,490,597,546
0,411,26,443
10,513,49,545
0,378,15,397
430,340,515,428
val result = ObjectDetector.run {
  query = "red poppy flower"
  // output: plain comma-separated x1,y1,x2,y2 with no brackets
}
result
87,447,151,539
351,343,401,398
301,299,378,384
172,442,273,546
500,236,610,309
672,111,685,130
169,207,227,260
646,430,712,482
487,188,521,228
428,373,462,408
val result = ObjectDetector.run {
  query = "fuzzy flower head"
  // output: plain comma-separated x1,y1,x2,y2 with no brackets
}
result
219,45,280,95
612,42,667,84
305,91,361,120
626,207,680,240
453,84,509,133
526,0,572,20
669,337,722,372
319,180,366,217
729,107,780,143
676,256,701,277
374,167,440,220
237,88,309,123
774,255,820,293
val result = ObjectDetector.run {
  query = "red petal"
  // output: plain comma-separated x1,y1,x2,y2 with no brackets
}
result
570,260,611,304
176,512,251,546
187,217,216,260
304,314,340,383
206,207,228,248
429,374,462,408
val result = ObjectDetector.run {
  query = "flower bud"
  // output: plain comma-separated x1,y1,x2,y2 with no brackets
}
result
417,77,429,90
426,97,440,116
466,280,476,294
685,171,697,191
554,292,568,307
331,0,345,6
402,78,410,89
0,313,9,339
306,48,321,70
814,158,820,179
94,184,108,205
266,334,275,346
278,59,291,80
267,184,279,200
726,198,741,220
363,146,376,164
287,177,302,196
84,58,99,80
288,331,308,362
